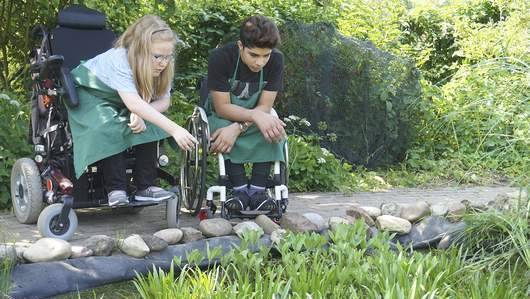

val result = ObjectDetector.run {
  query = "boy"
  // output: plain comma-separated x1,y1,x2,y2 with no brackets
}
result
205,15,286,211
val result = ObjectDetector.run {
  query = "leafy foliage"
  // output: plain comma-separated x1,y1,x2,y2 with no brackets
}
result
133,222,529,298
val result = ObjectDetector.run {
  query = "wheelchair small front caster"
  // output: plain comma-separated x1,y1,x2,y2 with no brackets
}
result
37,203,78,240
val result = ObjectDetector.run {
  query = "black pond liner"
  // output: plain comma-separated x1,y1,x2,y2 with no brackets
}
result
9,235,271,299
9,216,464,299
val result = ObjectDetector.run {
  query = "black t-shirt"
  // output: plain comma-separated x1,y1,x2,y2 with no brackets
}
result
207,42,284,96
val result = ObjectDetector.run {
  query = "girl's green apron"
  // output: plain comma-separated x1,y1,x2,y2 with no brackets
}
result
66,64,169,179
204,54,285,163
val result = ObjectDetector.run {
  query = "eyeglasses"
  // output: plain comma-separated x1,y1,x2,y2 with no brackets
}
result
152,54,175,64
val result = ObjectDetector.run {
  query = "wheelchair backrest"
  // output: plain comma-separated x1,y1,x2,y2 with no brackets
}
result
50,5,116,70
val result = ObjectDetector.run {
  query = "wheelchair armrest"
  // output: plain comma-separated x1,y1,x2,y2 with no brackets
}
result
60,66,79,108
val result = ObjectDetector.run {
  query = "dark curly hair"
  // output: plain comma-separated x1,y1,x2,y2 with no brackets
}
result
239,15,280,49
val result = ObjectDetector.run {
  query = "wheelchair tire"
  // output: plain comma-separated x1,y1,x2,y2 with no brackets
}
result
11,158,45,224
37,203,78,240
180,115,208,216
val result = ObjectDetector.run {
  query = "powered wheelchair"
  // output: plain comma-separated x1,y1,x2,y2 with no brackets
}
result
10,5,181,240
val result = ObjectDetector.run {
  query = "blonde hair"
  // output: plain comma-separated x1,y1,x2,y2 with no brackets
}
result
114,15,176,102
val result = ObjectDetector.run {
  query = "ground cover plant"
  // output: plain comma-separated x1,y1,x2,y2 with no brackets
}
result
130,216,529,298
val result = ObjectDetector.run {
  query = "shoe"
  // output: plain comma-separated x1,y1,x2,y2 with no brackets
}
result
224,190,250,212
250,191,276,211
108,190,129,207
135,186,174,202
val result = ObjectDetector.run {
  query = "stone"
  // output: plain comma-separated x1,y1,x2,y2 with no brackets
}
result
346,207,376,226
82,235,115,256
280,213,318,233
396,216,466,249
302,212,328,231
141,234,168,251
437,234,453,250
154,228,183,245
447,202,467,222
430,204,448,217
255,215,281,234
270,229,287,244
359,206,381,218
400,201,430,222
328,216,350,231
70,246,93,259
180,227,204,243
23,238,71,263
0,244,17,264
233,221,264,238
120,234,150,258
15,246,26,263
375,215,411,234
380,202,402,217
199,218,233,237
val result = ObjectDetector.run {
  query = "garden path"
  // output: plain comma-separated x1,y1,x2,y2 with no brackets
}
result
0,186,521,247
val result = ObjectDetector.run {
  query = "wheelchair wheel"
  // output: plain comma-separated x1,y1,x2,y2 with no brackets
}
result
180,112,208,216
37,203,78,240
11,158,45,224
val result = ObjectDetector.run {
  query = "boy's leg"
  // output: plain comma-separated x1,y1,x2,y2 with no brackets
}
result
249,162,275,211
134,141,173,201
100,151,128,206
224,160,250,211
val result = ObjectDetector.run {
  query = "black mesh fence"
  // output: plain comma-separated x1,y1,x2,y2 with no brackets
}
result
277,23,421,168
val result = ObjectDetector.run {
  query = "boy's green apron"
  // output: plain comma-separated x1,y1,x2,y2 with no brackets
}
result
204,54,285,163
66,64,169,179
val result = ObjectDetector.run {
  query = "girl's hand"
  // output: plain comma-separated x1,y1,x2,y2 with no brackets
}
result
171,126,198,151
128,113,146,133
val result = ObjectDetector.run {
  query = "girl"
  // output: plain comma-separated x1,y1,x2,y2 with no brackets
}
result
67,15,196,206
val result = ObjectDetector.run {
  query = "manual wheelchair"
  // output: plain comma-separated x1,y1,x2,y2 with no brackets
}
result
10,5,181,240
179,77,290,221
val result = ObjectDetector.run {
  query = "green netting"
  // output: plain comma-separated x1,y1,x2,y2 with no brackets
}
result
277,23,421,168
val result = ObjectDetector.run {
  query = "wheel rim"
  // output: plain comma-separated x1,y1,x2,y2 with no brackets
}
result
181,115,207,214
49,214,70,235
14,174,29,213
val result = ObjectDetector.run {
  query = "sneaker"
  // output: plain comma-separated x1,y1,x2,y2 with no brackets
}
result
108,190,129,207
250,191,276,211
135,186,174,202
224,190,250,212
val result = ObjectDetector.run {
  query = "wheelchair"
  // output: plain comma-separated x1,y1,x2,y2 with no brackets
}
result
179,77,289,221
10,5,181,240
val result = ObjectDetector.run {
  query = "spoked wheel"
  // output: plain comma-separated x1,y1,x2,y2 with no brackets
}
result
180,108,209,216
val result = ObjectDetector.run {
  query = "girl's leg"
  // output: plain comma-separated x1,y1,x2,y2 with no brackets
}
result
100,151,128,206
133,141,158,191
133,141,174,201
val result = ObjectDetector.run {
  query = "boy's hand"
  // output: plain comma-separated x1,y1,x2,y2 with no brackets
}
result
128,113,146,133
210,123,240,153
252,110,286,143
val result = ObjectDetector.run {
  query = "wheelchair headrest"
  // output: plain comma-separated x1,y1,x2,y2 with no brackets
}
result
58,5,107,30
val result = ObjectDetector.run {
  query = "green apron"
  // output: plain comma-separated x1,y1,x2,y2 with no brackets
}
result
66,64,169,179
204,54,285,163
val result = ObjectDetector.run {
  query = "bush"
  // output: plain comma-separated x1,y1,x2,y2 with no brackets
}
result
0,92,32,210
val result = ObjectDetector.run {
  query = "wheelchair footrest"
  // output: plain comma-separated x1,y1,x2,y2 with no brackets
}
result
239,210,271,216
126,200,160,207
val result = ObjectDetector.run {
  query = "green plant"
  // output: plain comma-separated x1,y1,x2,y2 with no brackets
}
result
0,92,32,210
